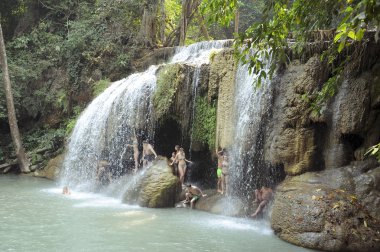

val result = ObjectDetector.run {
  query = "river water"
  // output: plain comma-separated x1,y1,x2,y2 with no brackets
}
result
0,175,315,252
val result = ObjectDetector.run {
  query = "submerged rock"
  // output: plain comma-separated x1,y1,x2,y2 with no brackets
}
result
122,157,182,208
271,159,380,252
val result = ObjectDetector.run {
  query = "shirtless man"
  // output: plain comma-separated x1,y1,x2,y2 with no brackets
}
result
96,160,112,186
184,184,207,209
62,186,71,195
141,140,158,168
251,186,273,218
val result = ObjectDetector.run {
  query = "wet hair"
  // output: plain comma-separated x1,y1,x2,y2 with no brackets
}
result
143,140,149,143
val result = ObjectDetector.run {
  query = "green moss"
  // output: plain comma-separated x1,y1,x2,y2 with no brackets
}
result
92,79,111,97
192,96,216,149
153,64,183,120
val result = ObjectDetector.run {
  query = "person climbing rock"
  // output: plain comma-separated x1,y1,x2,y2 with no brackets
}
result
184,184,207,209
141,140,158,168
251,186,273,218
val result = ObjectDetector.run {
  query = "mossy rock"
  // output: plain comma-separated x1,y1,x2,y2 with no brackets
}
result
33,154,64,180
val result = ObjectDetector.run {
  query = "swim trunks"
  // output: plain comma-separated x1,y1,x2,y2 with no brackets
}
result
217,167,222,178
192,195,200,201
144,154,155,161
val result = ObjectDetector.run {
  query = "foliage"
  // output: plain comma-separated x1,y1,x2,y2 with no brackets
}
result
65,106,83,135
201,0,380,107
153,64,182,120
92,79,110,97
192,96,216,149
0,0,144,124
23,127,65,152
365,143,380,161
0,0,26,39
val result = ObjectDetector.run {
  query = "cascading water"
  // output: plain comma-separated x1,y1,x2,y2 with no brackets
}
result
60,40,229,194
228,50,275,198
60,66,158,191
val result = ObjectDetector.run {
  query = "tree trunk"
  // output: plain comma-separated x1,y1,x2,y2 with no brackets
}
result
179,0,190,46
234,9,240,35
138,0,159,47
197,13,210,40
179,0,201,46
0,22,30,173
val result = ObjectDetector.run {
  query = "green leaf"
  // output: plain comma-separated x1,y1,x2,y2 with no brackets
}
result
334,32,344,43
356,28,365,41
347,30,356,40
338,40,346,52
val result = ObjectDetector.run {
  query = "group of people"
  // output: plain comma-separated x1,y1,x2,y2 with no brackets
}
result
127,133,158,173
215,147,273,217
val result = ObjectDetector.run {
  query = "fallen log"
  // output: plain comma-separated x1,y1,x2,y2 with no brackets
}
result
0,160,18,170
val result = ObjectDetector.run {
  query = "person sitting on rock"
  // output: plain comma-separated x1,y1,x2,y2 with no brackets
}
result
184,184,207,209
251,186,273,218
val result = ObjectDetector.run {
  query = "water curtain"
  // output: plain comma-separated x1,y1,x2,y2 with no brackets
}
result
60,41,229,192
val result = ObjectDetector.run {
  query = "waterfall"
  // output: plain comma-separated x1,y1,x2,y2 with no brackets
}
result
60,41,229,193
229,50,274,198
60,66,158,191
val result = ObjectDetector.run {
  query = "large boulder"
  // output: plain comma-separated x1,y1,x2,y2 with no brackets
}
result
122,157,182,208
33,154,64,180
180,189,247,217
271,159,380,251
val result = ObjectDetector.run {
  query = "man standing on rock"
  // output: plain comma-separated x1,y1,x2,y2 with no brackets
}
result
141,140,158,168
184,184,207,209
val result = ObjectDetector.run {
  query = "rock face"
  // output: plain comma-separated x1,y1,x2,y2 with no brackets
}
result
210,49,237,148
122,157,182,208
266,56,329,175
264,42,380,251
271,159,380,251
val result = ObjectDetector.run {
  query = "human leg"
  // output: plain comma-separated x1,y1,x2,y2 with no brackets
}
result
251,200,268,218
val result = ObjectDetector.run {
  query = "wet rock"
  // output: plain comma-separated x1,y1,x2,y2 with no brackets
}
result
33,154,64,180
192,190,247,217
271,161,380,251
122,157,182,208
209,49,237,148
266,57,328,175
